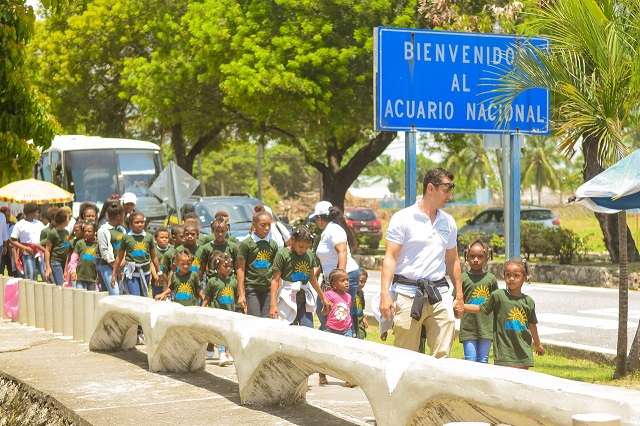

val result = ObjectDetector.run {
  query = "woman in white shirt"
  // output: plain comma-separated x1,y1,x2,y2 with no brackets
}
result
311,201,360,332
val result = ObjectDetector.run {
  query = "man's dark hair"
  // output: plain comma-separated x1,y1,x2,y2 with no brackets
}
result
422,168,454,195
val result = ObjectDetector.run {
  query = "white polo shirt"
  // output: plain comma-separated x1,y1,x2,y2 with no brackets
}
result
11,219,45,244
386,202,457,297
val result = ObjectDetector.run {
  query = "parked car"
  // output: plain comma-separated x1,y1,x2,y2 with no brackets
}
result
163,195,287,241
458,205,559,244
344,207,383,249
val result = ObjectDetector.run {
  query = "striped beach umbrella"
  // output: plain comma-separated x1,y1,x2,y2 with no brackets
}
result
0,178,74,204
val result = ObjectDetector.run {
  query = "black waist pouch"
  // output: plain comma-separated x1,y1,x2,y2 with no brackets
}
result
394,274,445,321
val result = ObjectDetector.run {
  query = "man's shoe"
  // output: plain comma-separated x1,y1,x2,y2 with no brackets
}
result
219,353,231,367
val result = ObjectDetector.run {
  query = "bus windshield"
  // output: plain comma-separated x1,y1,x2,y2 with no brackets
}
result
63,149,166,218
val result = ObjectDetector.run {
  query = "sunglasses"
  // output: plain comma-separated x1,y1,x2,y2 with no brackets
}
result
433,181,455,191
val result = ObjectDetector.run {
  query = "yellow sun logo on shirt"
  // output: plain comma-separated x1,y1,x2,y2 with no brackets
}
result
256,250,272,262
221,287,234,299
115,234,123,241
177,282,193,295
472,285,491,300
508,307,527,326
133,241,147,252
85,247,97,257
192,258,201,269
294,261,310,276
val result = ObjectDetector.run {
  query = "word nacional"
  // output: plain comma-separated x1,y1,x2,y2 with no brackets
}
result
382,100,547,125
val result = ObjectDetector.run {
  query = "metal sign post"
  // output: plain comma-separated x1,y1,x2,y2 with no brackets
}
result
507,133,522,259
405,130,417,207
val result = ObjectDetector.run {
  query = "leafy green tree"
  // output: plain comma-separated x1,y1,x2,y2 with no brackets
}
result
1,1,58,186
184,0,416,210
489,0,640,377
30,0,145,138
521,136,560,205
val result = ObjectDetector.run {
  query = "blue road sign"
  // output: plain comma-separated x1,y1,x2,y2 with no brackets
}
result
374,27,550,134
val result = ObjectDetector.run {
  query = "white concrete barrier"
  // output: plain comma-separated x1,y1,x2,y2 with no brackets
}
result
62,287,74,337
34,282,45,329
89,297,640,426
17,279,27,324
43,284,53,331
52,285,63,333
573,413,621,425
25,280,35,327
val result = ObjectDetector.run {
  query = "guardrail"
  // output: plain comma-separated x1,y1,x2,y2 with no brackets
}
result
1,275,636,426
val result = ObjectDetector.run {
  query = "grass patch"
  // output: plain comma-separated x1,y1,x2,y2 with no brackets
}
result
363,322,639,389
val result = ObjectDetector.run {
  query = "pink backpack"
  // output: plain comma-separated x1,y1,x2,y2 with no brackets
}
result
3,278,20,319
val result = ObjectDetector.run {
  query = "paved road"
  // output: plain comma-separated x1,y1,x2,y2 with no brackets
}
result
362,270,640,354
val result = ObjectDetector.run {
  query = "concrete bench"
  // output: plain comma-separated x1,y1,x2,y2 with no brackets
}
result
88,296,640,426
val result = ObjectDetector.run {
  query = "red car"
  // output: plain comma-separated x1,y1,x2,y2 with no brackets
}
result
344,207,383,249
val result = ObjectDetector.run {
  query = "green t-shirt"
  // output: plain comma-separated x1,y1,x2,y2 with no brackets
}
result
74,239,99,282
204,240,239,279
272,247,316,284
122,232,155,273
170,271,201,306
204,274,237,311
480,289,539,367
40,226,52,247
160,246,176,273
238,237,278,289
354,289,366,339
47,228,70,264
175,243,208,275
155,244,172,272
457,271,499,342
109,227,125,258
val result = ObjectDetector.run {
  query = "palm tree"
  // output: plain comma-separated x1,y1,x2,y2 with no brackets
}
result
431,134,499,191
521,137,561,205
489,0,640,378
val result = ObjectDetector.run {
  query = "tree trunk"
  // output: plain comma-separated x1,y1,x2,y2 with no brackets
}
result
315,131,396,211
614,211,629,378
171,124,194,174
626,320,640,372
582,135,640,263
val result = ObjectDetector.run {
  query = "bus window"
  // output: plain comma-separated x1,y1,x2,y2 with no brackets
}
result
51,151,62,186
117,151,159,197
64,150,117,202
38,154,52,182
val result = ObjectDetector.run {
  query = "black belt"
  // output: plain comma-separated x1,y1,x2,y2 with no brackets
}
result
393,274,446,320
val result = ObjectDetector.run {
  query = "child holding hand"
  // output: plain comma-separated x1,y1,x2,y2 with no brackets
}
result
464,258,544,369
457,239,499,363
322,268,352,337
70,222,100,291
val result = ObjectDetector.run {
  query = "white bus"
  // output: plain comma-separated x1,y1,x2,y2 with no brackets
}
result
34,135,167,221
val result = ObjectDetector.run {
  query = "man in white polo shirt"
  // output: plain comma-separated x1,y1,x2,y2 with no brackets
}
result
379,168,464,358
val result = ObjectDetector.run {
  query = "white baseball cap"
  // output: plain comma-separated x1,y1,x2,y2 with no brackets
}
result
122,192,137,205
310,201,332,218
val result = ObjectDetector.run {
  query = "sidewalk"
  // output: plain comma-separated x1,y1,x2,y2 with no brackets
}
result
0,321,375,426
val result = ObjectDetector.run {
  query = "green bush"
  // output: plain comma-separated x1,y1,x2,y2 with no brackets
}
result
520,223,587,264
521,222,547,260
543,227,587,265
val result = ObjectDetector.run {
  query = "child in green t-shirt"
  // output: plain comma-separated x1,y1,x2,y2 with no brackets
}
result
236,208,279,318
464,258,545,369
45,209,71,286
354,268,369,339
151,227,171,298
457,239,499,363
270,225,329,327
156,249,203,306
71,222,99,291
202,250,237,366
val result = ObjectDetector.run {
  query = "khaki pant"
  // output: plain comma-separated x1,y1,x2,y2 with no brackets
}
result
393,292,455,358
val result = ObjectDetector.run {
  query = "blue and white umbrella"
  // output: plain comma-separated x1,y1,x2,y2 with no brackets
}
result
571,149,640,213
